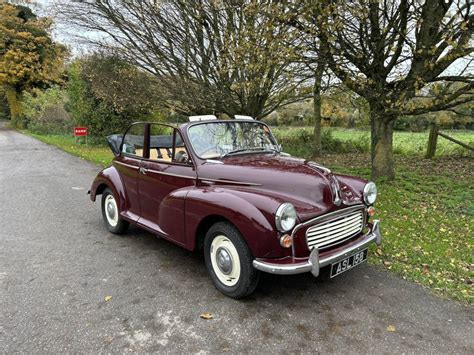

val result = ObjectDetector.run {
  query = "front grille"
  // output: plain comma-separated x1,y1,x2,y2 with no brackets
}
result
306,209,364,250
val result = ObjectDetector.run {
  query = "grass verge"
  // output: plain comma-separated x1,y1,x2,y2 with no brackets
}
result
23,130,473,303
25,131,113,167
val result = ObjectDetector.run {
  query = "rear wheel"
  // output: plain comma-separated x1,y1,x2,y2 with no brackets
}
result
101,188,129,234
204,222,259,298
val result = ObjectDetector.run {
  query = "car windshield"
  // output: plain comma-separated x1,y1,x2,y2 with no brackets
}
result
188,121,279,159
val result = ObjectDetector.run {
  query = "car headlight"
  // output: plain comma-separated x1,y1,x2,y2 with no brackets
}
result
275,203,297,232
363,182,377,205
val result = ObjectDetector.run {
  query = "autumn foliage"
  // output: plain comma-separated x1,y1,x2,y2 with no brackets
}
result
0,3,65,128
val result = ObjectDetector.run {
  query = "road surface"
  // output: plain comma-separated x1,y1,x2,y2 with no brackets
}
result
1,124,472,353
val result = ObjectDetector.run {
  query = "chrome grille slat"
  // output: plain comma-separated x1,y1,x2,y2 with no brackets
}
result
307,213,362,231
308,230,359,248
306,209,364,250
307,215,363,237
307,224,362,243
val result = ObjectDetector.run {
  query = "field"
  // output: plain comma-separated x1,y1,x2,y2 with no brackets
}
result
24,128,474,303
273,127,474,157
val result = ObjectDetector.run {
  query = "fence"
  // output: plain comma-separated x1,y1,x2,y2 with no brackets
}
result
425,123,474,159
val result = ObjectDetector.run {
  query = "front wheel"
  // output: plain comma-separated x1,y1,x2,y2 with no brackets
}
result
101,188,129,234
204,222,259,299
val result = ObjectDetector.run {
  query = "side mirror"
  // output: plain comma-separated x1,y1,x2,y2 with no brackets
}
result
106,134,123,156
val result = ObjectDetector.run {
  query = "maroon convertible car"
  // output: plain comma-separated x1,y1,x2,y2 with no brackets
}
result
89,115,381,298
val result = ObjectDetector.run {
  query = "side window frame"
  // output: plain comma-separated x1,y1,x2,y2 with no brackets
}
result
120,122,148,159
172,128,193,166
147,123,193,166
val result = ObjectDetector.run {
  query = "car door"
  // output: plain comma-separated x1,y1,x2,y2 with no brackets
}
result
113,122,147,222
137,124,196,246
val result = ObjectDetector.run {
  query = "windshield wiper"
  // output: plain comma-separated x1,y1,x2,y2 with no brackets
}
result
222,146,279,158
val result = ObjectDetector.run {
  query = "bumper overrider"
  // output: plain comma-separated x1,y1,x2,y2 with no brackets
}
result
253,220,382,277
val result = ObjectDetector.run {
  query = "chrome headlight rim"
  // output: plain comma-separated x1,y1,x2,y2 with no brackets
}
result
275,202,297,232
363,181,377,205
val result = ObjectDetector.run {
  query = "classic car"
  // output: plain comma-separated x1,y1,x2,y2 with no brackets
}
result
89,115,381,298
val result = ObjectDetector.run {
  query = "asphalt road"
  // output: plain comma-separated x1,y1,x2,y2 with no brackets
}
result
1,124,473,354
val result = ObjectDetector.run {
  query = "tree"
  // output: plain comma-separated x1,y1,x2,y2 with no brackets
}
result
310,0,473,179
278,2,331,156
56,0,307,119
0,3,66,128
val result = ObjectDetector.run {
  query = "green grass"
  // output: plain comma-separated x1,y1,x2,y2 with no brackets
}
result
371,175,473,304
273,127,474,157
23,129,474,303
327,162,473,304
25,132,114,167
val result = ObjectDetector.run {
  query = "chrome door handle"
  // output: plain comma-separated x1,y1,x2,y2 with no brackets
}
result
139,167,147,175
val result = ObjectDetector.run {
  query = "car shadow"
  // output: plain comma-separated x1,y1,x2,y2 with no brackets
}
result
108,224,370,303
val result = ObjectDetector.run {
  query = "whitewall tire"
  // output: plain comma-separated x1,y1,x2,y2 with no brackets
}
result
101,188,129,234
204,222,259,298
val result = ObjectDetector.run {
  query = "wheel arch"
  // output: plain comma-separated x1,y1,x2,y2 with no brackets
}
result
95,183,109,198
185,189,283,258
89,166,125,210
194,214,233,252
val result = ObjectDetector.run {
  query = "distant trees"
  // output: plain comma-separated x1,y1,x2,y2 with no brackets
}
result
58,0,307,118
0,3,66,128
311,0,473,179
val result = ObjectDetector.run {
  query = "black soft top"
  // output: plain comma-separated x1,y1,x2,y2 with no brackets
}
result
106,134,183,154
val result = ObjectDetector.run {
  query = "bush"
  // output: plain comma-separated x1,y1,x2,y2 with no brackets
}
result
0,89,9,121
21,87,72,134
67,60,132,138
67,56,161,138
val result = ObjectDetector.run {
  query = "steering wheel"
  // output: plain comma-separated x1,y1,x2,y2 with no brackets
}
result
175,150,189,164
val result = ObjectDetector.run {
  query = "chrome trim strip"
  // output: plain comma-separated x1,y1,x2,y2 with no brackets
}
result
114,161,139,170
199,177,262,186
307,161,331,175
343,198,362,206
205,159,224,164
253,220,381,276
145,169,196,180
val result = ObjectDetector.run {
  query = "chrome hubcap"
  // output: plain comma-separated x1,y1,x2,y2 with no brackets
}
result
107,202,116,219
104,194,118,227
216,247,233,275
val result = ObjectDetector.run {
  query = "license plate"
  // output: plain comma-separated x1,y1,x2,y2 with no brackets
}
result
330,249,368,278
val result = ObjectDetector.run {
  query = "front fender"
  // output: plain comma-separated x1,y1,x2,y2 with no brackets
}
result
185,187,290,258
89,166,127,212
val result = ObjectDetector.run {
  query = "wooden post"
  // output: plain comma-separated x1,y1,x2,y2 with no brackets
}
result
425,123,438,159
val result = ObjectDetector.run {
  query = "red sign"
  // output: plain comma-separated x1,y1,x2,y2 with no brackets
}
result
74,127,88,136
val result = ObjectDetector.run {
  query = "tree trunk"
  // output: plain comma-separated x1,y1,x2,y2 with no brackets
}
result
312,63,324,157
4,87,24,128
370,108,396,180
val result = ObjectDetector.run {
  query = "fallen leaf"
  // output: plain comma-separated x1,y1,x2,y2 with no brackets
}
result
387,325,396,332
422,265,430,274
104,295,112,302
200,312,213,320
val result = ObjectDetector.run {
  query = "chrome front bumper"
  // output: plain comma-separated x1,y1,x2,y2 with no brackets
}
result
252,220,382,277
